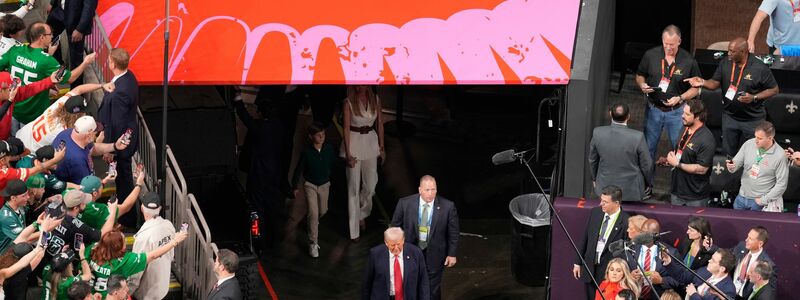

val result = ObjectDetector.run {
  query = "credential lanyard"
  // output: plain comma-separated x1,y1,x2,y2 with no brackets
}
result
661,59,676,79
729,62,746,90
678,127,698,152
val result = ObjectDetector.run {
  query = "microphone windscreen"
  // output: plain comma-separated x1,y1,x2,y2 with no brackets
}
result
491,149,516,165
632,232,655,245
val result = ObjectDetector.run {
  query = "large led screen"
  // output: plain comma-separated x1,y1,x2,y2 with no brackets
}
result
97,0,580,85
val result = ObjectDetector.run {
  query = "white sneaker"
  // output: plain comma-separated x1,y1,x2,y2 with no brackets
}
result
309,243,320,258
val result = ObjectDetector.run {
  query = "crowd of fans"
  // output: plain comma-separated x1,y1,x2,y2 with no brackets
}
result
0,0,218,299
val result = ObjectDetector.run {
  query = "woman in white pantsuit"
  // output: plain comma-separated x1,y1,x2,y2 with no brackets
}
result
341,86,384,241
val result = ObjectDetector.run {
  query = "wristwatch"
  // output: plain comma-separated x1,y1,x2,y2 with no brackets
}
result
753,95,758,101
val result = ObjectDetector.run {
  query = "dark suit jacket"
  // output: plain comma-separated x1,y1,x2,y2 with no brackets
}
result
208,277,243,300
391,194,459,274
619,243,679,294
664,262,736,300
97,71,139,159
49,0,97,34
362,243,430,300
746,283,776,300
731,242,777,298
575,207,629,283
589,123,652,201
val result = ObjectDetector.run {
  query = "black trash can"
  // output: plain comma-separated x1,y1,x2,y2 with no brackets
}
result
509,193,551,287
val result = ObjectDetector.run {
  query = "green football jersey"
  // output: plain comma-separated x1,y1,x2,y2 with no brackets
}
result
41,264,79,300
77,202,118,230
84,243,147,298
0,203,26,254
0,44,71,123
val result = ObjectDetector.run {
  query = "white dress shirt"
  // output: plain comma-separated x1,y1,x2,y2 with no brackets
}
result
733,248,762,295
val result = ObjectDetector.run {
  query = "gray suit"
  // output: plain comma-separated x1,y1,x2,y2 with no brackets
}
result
589,123,652,201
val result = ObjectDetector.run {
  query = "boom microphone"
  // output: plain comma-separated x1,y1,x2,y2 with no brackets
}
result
491,149,517,165
608,239,627,257
491,148,534,165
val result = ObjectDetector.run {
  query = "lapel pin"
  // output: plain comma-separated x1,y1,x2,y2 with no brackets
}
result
406,256,410,259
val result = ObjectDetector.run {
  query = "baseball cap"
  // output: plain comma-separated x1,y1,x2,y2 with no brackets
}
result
51,249,77,272
6,137,28,157
26,174,45,189
1,179,27,197
0,140,10,158
63,189,91,208
12,242,34,259
80,176,102,193
64,96,88,114
74,116,99,134
46,201,66,219
141,192,161,209
35,145,55,161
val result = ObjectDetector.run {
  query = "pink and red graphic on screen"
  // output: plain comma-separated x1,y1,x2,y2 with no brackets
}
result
97,0,580,85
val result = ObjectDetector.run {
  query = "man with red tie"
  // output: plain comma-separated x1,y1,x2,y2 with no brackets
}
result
363,227,429,300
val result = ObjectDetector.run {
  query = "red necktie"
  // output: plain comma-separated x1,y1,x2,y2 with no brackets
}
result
738,252,751,282
641,249,653,300
394,255,403,300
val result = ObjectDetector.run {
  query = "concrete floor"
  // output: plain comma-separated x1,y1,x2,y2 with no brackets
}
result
258,89,549,299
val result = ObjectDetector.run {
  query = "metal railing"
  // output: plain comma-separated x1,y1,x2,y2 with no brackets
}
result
164,147,217,299
85,15,114,83
85,16,218,300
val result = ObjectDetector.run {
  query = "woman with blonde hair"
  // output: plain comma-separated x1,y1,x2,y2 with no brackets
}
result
596,258,640,300
341,85,384,241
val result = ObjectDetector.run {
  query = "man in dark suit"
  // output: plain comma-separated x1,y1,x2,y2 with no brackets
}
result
663,248,737,300
209,249,242,300
391,175,459,300
589,103,652,201
97,48,139,228
745,261,775,300
620,218,679,299
731,226,776,299
46,0,97,86
573,185,630,300
363,227,430,300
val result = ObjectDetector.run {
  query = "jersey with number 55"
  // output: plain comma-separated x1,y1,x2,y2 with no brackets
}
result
0,44,72,123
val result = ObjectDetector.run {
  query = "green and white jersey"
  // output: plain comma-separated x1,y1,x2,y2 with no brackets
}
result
77,202,118,230
84,243,148,299
0,203,26,253
0,44,71,123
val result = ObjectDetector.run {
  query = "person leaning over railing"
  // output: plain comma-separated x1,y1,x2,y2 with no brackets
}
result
83,227,187,298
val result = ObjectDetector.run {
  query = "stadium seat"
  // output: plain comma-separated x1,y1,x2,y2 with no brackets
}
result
765,93,800,150
699,89,724,154
708,154,741,204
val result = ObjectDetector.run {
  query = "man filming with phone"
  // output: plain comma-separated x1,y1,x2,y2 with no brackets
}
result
635,25,701,170
128,192,178,300
725,121,788,212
